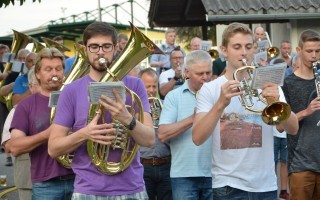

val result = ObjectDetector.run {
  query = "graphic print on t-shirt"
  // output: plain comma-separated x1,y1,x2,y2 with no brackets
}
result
220,112,262,150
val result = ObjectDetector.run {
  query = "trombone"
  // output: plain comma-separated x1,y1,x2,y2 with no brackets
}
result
265,32,280,59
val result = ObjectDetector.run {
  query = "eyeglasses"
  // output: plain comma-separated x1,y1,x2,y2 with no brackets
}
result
171,57,184,60
87,43,114,53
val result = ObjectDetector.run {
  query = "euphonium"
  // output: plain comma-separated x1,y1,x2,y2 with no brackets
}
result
50,43,89,168
0,30,30,104
87,22,162,175
233,59,291,125
149,96,162,128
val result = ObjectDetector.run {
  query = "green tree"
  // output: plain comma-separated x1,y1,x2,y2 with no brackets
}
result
0,0,41,8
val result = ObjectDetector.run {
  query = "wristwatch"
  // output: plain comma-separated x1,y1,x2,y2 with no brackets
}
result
125,116,136,130
173,76,179,81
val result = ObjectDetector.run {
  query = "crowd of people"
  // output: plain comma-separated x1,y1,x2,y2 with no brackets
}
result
0,21,319,200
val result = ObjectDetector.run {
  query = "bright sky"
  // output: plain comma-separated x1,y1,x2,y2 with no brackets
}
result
0,0,150,36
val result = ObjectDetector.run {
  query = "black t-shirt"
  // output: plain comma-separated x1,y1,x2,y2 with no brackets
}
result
4,71,19,85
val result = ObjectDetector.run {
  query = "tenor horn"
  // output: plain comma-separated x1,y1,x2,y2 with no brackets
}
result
41,37,70,53
86,22,162,175
234,59,291,125
50,43,90,168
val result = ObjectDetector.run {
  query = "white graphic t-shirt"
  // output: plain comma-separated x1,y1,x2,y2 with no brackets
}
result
196,75,286,192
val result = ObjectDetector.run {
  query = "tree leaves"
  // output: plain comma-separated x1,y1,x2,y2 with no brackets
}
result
0,0,41,8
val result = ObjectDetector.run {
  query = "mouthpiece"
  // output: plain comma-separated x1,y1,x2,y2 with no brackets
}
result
52,77,59,82
242,59,248,66
98,58,106,66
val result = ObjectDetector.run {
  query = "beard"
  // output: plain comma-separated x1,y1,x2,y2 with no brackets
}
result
89,58,112,72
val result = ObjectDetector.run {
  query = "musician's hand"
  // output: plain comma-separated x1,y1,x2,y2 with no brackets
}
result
99,89,132,125
174,65,182,79
84,110,116,145
305,97,320,116
261,82,279,100
218,80,243,108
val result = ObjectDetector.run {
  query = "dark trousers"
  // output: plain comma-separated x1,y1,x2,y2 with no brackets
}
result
143,162,172,200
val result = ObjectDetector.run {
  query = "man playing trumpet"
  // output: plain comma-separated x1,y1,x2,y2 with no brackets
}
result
192,22,298,200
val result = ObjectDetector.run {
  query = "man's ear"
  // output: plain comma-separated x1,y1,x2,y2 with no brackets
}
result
220,45,227,59
296,46,301,54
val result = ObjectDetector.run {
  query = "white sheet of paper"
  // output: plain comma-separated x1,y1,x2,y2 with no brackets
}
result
88,82,126,104
200,41,212,51
254,51,268,65
251,62,287,89
2,53,16,62
257,40,269,51
11,61,27,74
48,91,61,108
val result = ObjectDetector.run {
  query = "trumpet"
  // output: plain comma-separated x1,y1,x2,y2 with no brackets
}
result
233,59,291,125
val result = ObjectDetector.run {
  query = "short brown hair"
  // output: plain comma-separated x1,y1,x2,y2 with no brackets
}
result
34,47,65,75
298,29,320,48
138,67,158,80
222,23,253,47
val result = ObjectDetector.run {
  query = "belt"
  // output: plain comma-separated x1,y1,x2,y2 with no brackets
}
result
49,174,75,181
140,156,171,166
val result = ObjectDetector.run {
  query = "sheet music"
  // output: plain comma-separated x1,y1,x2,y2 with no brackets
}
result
88,82,126,105
11,61,27,74
48,91,61,108
256,40,269,51
200,41,212,51
251,62,287,89
254,51,268,65
2,53,16,62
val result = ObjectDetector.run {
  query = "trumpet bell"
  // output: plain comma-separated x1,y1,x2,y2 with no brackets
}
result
262,100,291,125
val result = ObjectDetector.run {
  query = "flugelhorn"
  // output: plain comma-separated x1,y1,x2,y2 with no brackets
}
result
312,61,320,126
233,59,291,125
149,96,162,128
86,22,162,175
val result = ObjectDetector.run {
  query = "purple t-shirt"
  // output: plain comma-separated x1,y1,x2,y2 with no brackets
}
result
53,75,150,196
10,93,74,183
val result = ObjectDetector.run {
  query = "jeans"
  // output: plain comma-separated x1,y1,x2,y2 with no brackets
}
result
212,186,277,200
143,162,172,200
273,136,287,164
171,177,212,200
32,178,74,200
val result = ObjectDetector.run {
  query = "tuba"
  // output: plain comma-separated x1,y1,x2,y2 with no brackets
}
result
233,59,291,125
41,37,71,53
5,37,46,111
86,22,162,175
0,30,30,104
149,96,162,128
50,43,89,168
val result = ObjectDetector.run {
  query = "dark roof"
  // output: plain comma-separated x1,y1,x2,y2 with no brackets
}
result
148,0,320,27
203,0,320,23
148,0,212,27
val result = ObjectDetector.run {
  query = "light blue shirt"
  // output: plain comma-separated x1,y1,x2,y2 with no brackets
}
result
159,80,212,178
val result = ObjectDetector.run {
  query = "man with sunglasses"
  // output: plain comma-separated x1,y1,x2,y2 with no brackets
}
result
48,21,154,199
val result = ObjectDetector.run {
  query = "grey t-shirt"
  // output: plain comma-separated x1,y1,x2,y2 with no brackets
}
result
282,73,320,174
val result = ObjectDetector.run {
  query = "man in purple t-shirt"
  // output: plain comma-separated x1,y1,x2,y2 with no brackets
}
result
48,22,155,199
9,48,74,200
